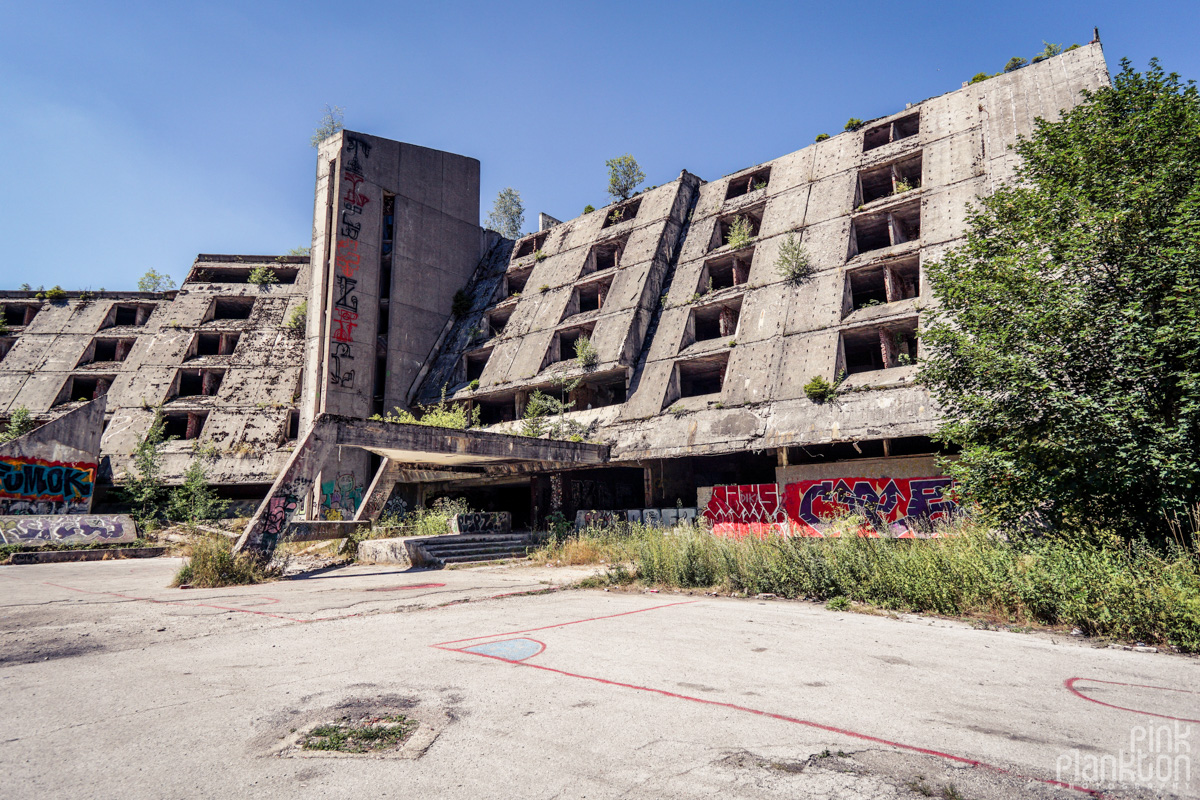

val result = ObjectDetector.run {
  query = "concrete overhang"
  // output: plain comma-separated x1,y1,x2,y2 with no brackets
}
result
333,417,609,472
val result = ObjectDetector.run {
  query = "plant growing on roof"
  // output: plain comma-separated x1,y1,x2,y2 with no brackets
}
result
310,104,345,147
0,407,35,444
1004,57,1028,73
844,118,864,132
725,215,755,250
247,266,278,285
803,375,838,404
815,133,830,142
138,269,176,292
605,154,645,202
775,231,814,285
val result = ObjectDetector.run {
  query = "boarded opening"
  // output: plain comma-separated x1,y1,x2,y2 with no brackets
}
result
677,352,729,399
725,167,771,201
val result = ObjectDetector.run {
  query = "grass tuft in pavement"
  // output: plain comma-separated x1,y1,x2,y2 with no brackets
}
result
301,714,418,753
172,535,274,587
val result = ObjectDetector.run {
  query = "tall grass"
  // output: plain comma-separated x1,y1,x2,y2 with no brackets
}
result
533,518,1200,652
173,536,275,587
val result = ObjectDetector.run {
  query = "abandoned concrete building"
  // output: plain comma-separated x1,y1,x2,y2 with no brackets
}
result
0,44,1111,549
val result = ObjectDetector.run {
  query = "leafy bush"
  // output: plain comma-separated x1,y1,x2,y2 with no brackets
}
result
173,536,273,587
775,231,813,285
844,118,864,132
247,266,278,285
375,390,479,429
118,408,169,526
468,378,480,391
724,215,755,250
893,178,915,194
285,299,307,334
969,72,992,84
803,375,838,403
166,460,229,524
534,249,547,262
606,154,645,202
286,246,311,257
310,104,344,148
920,60,1200,539
583,204,595,214
138,269,176,292
40,286,67,301
814,133,830,142
574,335,598,369
1004,57,1028,72
486,187,525,239
451,289,471,317
0,407,35,444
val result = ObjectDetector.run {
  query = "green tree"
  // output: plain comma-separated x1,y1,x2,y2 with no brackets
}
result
167,460,229,524
0,407,35,444
775,231,813,285
120,409,169,526
919,60,1200,539
138,269,176,292
311,104,345,148
605,154,645,202
485,187,525,239
1004,57,1028,73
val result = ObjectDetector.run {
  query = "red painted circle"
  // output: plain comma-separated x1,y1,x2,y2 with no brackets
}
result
1065,677,1200,724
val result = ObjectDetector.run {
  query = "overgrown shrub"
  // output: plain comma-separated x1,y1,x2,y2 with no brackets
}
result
174,536,272,587
814,133,830,142
606,154,645,202
725,216,754,250
39,286,67,301
118,408,168,527
285,300,307,334
844,118,864,132
374,390,479,429
0,407,35,444
451,289,471,317
166,460,229,524
803,375,837,403
574,335,598,369
775,232,813,285
248,266,278,285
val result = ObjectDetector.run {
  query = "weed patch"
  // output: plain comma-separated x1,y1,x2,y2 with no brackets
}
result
173,536,274,587
301,714,418,754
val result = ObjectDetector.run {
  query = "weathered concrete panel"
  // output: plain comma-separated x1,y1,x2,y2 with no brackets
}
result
0,514,137,546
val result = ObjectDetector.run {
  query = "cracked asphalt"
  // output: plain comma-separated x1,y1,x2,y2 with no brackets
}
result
1,558,1197,799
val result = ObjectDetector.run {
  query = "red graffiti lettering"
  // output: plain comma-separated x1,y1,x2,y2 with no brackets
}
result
331,310,358,343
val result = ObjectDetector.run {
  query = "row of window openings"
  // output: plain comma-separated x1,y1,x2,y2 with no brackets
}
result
666,318,919,406
187,266,299,285
502,236,626,300
472,379,629,425
863,113,919,152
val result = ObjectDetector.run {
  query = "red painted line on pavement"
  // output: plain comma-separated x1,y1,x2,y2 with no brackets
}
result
433,599,698,646
434,603,1102,797
43,582,356,624
1065,677,1200,724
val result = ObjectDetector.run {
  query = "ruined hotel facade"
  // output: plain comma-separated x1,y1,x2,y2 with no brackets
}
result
0,45,1111,539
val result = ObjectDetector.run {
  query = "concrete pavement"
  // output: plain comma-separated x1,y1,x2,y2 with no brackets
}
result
1,558,1196,798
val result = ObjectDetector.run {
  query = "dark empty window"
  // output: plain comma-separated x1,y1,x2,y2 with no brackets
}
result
163,411,207,440
576,277,612,314
585,235,628,275
175,368,224,397
514,231,547,258
846,257,920,310
109,303,153,327
82,338,135,365
851,201,921,258
58,375,113,405
0,339,13,362
212,298,254,321
193,332,240,357
842,319,919,374
858,155,923,205
3,305,36,326
602,198,641,228
487,308,511,337
506,268,532,297
464,349,491,382
188,266,299,284
692,299,741,343
863,113,920,152
286,409,300,440
477,398,515,425
676,353,729,399
701,250,753,295
725,167,771,201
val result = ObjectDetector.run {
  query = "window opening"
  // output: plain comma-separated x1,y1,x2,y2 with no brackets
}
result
211,297,254,321
602,198,641,229
862,113,920,153
676,353,729,399
725,167,771,201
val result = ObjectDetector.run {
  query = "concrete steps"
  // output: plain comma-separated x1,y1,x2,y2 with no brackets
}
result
411,533,533,567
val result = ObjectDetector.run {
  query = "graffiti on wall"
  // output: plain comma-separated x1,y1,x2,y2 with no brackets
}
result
452,512,512,536
703,478,959,538
320,474,364,520
0,515,136,546
704,484,786,537
327,136,372,390
0,456,96,515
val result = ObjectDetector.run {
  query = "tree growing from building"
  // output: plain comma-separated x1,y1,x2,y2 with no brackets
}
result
138,269,176,292
119,408,168,526
606,154,645,202
0,407,35,444
311,105,345,148
485,187,525,239
920,60,1200,540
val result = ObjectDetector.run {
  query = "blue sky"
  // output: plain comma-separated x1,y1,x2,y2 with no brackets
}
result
2,1,1197,290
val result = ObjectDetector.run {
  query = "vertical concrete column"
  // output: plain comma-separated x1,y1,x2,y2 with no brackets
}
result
136,305,151,326
202,371,219,396
115,340,131,361
883,265,899,303
23,306,36,325
733,258,749,285
719,305,736,337
596,282,607,309
186,413,202,440
879,328,896,368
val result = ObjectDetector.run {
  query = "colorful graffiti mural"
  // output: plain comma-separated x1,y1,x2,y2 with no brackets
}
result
703,478,959,538
0,456,96,514
320,473,364,520
0,515,136,546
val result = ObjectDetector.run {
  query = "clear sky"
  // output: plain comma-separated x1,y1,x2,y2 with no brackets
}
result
2,1,1197,290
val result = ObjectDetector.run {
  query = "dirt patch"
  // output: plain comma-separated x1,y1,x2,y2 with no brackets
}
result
301,713,418,754
268,693,448,760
